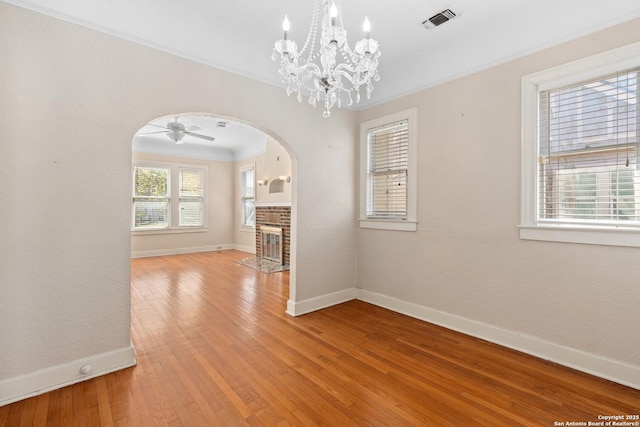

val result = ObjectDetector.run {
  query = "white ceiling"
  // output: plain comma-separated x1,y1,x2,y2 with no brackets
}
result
8,0,640,107
8,0,640,157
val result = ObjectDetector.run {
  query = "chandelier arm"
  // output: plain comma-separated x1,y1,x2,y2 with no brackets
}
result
305,62,322,78
334,64,355,80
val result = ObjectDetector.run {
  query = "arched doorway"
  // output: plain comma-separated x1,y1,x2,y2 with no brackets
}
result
130,112,297,306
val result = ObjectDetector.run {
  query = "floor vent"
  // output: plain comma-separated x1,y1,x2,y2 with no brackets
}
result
422,9,456,29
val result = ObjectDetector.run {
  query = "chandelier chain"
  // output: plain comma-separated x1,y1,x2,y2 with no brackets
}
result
300,0,320,59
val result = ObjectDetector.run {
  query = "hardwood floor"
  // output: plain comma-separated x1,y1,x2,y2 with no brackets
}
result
1,250,639,426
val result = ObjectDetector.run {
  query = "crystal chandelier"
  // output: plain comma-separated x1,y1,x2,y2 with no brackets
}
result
272,0,381,118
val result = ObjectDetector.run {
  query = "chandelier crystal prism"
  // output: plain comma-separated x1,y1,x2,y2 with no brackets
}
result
272,0,381,118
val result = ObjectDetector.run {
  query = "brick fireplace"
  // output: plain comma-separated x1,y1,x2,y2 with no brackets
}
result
255,205,291,266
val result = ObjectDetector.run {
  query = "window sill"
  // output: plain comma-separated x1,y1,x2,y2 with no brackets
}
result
519,224,640,248
239,226,256,233
131,227,208,236
359,219,417,232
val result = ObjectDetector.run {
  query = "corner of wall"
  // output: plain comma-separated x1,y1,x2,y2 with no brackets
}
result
286,288,357,317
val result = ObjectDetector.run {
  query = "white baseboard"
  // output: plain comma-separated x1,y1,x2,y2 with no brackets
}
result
0,345,136,407
131,244,232,258
286,288,357,317
356,289,640,390
233,244,255,254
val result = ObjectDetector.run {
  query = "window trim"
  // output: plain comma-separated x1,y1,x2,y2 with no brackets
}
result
520,41,640,247
360,108,418,231
132,161,208,234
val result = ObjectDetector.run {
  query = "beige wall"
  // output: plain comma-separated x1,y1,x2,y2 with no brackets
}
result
131,153,234,257
357,18,640,381
0,2,357,404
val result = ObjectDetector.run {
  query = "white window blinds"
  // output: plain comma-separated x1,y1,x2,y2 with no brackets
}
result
538,69,639,226
366,119,409,218
179,168,204,227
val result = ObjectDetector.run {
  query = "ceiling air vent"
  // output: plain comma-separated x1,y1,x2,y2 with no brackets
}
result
422,9,456,29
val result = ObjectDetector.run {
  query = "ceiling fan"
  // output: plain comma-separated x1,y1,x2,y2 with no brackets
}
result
137,118,215,144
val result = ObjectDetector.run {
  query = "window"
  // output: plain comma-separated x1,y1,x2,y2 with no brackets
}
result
521,42,640,247
360,108,417,231
368,120,409,218
132,166,170,230
179,168,204,227
132,163,206,232
241,164,255,227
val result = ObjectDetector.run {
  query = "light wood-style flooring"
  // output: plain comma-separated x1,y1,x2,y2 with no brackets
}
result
1,250,639,426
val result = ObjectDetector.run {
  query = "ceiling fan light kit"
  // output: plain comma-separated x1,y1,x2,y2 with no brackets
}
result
272,0,381,118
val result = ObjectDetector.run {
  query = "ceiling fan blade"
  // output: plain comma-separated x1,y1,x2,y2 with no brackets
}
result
185,125,201,132
184,131,215,141
136,130,169,136
148,123,169,129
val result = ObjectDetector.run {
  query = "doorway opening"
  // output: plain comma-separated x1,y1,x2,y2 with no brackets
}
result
130,112,296,298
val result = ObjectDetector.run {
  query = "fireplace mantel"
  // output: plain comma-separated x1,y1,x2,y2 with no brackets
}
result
255,202,291,208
